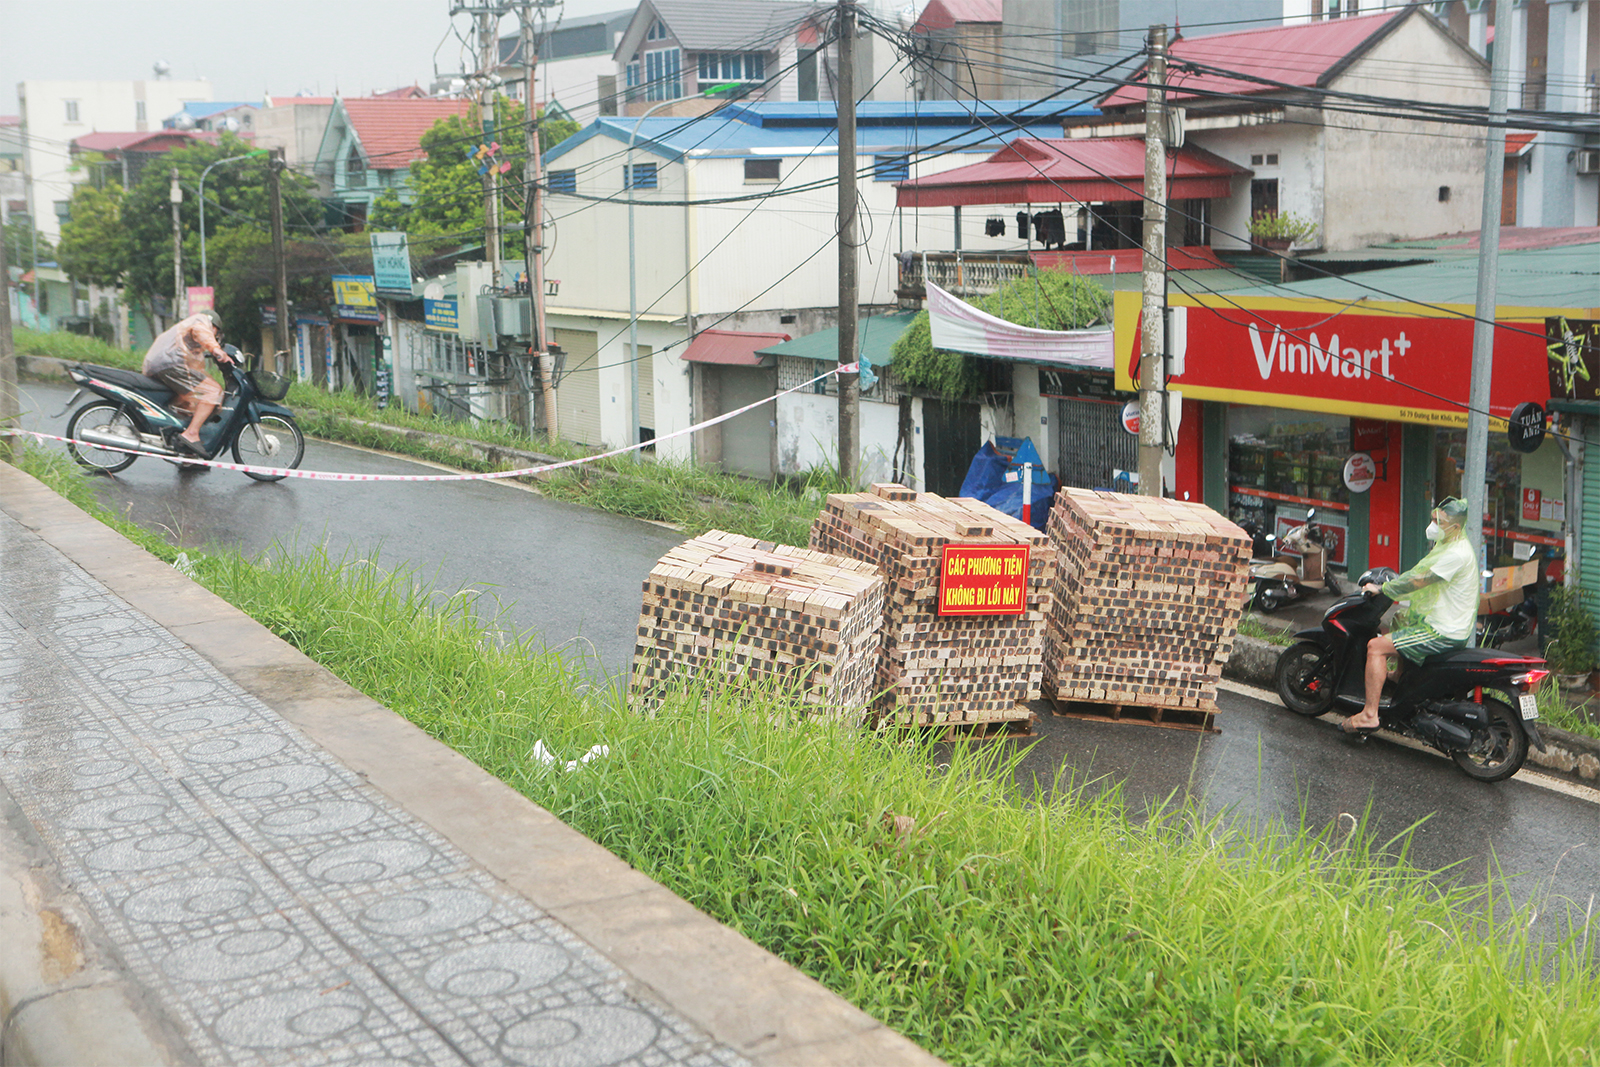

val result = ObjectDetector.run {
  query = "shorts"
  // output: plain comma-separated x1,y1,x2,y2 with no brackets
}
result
151,364,223,407
1391,621,1466,664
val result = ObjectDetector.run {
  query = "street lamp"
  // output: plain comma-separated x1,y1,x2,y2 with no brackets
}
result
198,149,270,288
627,80,741,451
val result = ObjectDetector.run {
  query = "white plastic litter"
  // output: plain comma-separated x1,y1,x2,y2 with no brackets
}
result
531,740,609,772
172,552,198,579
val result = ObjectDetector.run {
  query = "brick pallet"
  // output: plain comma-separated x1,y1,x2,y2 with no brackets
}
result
1043,489,1251,718
630,531,886,719
809,484,1055,727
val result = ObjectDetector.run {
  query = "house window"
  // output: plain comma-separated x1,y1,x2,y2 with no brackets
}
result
644,48,681,102
626,61,641,103
625,162,657,189
744,158,780,183
698,52,767,87
549,169,576,193
1249,153,1280,167
798,49,819,101
348,149,366,187
873,155,909,181
65,100,80,122
1250,178,1280,219
135,101,146,122
646,19,667,41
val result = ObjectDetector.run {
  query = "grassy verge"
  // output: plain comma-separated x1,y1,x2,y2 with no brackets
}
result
12,326,144,368
17,444,1600,1066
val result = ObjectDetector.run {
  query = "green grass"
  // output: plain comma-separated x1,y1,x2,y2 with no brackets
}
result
1534,678,1600,742
13,326,142,368
17,442,1600,1067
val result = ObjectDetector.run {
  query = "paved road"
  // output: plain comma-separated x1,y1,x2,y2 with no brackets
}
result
18,381,682,686
19,380,1600,942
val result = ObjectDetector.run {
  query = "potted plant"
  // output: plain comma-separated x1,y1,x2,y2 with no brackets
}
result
1543,582,1597,690
1248,210,1319,251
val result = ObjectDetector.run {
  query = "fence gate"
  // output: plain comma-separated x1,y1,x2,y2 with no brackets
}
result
1055,397,1136,492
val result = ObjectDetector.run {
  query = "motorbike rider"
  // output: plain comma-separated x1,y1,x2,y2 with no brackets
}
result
141,310,236,456
1345,497,1478,732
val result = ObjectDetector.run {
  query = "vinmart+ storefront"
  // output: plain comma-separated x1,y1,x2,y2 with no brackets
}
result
1112,290,1582,580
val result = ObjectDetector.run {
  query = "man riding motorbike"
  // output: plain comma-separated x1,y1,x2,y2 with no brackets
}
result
1344,496,1478,733
141,310,236,457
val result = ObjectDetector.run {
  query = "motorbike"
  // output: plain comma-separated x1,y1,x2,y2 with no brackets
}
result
1246,508,1341,612
1274,568,1548,782
60,347,304,482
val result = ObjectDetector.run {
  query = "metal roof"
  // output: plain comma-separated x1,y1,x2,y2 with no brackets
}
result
1101,9,1421,109
894,137,1250,207
912,0,1002,32
756,311,918,364
682,328,792,365
1227,241,1600,309
544,101,1085,165
616,0,821,59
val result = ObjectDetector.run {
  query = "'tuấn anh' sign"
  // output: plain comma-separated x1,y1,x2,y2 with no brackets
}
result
939,545,1029,616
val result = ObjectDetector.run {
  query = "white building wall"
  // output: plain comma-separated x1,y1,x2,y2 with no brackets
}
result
18,79,212,240
777,391,900,483
528,53,618,125
1190,120,1324,252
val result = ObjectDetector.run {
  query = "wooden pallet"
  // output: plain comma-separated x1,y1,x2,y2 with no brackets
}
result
896,713,1038,743
1046,695,1219,733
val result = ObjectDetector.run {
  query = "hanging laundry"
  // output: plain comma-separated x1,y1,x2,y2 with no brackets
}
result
1015,211,1030,240
984,217,1006,237
1033,209,1066,250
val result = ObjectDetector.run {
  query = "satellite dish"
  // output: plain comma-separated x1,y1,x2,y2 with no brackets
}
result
422,281,445,301
154,60,171,78
220,116,240,132
172,112,196,130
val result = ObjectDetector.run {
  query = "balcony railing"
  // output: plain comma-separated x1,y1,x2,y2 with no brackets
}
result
896,251,1034,300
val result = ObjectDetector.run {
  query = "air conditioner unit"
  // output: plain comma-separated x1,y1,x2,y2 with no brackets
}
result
1577,149,1600,175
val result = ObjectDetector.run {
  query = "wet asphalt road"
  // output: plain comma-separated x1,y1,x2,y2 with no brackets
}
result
16,379,1600,934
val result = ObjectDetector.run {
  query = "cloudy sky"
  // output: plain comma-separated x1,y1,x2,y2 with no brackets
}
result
0,0,629,108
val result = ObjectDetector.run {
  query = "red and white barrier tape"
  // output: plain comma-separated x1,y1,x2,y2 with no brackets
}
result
5,363,857,482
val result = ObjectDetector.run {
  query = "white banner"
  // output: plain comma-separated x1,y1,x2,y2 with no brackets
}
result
926,281,1113,370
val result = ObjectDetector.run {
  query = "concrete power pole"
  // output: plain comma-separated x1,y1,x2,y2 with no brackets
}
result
269,152,291,374
836,0,859,487
1463,0,1514,562
480,10,501,276
170,168,184,325
1137,24,1168,498
521,3,558,438
0,212,17,463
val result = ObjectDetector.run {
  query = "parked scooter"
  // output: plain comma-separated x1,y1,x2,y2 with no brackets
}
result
61,348,304,482
1244,509,1341,612
1274,568,1547,781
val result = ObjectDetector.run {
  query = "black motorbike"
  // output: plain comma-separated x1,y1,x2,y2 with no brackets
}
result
61,348,304,482
1275,568,1548,782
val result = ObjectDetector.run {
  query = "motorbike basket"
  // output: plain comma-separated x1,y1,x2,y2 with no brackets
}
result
252,371,292,401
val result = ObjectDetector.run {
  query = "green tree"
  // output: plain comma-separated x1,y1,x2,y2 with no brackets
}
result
891,270,1111,400
57,182,128,289
369,97,578,261
117,134,320,329
3,218,54,273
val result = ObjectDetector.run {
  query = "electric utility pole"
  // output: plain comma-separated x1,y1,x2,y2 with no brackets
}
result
836,0,859,487
480,8,501,276
170,168,184,325
1463,0,1513,561
269,152,291,373
1137,24,1168,498
520,1,557,437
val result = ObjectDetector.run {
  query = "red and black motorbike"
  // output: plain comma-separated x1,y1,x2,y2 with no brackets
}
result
1275,568,1548,782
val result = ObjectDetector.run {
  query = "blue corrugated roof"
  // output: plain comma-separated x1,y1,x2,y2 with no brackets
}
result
545,99,1089,165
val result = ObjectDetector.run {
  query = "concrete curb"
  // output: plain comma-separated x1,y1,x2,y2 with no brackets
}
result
1224,634,1600,785
0,461,943,1067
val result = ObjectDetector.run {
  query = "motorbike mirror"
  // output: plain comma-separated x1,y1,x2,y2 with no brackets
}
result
223,343,241,356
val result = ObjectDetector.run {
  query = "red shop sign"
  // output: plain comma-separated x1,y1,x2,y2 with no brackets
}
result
1114,292,1562,427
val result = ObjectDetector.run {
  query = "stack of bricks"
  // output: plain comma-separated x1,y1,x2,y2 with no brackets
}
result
630,531,886,719
1043,489,1252,711
809,484,1055,727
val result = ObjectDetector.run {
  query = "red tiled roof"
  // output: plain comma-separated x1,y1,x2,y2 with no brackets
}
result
913,0,1002,33
72,130,210,154
1506,131,1536,156
0,115,19,126
342,98,473,168
369,85,428,99
682,329,791,366
264,96,335,107
895,137,1249,208
1101,10,1407,108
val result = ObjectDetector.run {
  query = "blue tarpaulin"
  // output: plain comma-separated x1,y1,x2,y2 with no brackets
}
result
958,437,1056,531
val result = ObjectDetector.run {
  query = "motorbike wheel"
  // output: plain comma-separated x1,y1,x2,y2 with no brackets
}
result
232,414,305,483
1450,696,1528,782
1275,641,1335,717
1254,586,1283,613
65,401,139,474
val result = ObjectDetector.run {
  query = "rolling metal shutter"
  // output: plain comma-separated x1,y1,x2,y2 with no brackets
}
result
552,328,602,447
1582,417,1600,635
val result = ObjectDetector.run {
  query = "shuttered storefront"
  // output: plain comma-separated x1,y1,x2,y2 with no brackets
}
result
552,327,602,447
1055,397,1136,492
1582,416,1600,636
633,344,655,441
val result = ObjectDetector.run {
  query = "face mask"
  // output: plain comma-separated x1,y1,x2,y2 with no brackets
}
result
1425,521,1442,541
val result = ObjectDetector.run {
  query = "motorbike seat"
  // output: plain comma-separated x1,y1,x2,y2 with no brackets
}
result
1420,646,1533,669
78,364,173,401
